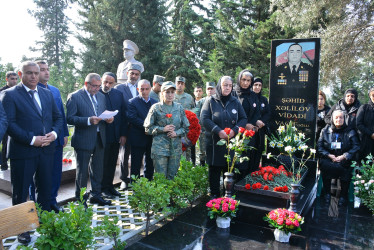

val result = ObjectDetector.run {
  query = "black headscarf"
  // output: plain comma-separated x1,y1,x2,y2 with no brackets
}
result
343,88,359,108
252,77,263,97
215,76,233,104
234,69,253,96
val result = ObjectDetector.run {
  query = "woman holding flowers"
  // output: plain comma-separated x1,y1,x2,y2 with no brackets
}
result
317,110,360,206
144,81,189,179
232,70,261,178
200,76,247,197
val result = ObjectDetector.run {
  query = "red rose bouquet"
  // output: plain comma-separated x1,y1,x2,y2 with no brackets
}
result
182,110,201,151
206,197,240,219
263,208,304,234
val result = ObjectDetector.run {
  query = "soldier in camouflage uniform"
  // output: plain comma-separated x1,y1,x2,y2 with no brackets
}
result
149,75,165,102
174,76,195,164
194,82,216,166
174,76,195,110
144,81,190,179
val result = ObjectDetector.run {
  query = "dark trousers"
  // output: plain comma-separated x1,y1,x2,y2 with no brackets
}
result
120,142,131,183
29,145,63,205
253,128,266,171
11,153,53,211
191,145,196,165
101,142,120,191
74,136,104,198
208,165,226,197
1,133,8,170
131,144,154,181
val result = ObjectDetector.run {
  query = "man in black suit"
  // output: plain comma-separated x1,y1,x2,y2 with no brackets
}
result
114,64,142,189
128,80,157,180
0,71,18,171
66,73,114,206
0,61,62,243
0,102,7,141
99,72,127,198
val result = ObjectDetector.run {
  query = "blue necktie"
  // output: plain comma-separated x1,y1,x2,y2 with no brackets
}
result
90,94,98,115
29,90,42,116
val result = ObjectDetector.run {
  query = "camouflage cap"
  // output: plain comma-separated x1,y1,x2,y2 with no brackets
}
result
175,76,186,83
123,40,139,54
153,75,165,84
128,63,142,73
161,81,176,92
206,81,216,89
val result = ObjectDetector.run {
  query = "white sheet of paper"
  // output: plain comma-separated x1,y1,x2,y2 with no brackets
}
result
99,110,118,119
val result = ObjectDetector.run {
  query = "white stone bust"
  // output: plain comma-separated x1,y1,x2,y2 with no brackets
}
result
116,40,144,84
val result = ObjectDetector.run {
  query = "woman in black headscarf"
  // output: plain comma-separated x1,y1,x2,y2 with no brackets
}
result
325,88,361,129
318,110,360,206
252,77,271,171
356,87,374,161
200,76,247,197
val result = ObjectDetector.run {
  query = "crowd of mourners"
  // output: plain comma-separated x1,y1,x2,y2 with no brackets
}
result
0,57,373,244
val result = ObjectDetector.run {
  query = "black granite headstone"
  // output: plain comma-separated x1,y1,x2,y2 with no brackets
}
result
269,38,321,148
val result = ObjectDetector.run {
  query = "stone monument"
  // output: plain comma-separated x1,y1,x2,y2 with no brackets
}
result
116,40,144,84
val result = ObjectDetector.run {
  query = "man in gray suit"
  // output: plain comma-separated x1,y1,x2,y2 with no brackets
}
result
114,64,142,189
66,73,114,206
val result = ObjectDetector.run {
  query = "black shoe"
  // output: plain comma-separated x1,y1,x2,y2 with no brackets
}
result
200,160,205,166
102,191,115,199
338,197,347,206
18,232,31,244
90,195,112,206
325,194,331,204
108,188,122,197
1,163,8,171
51,204,64,213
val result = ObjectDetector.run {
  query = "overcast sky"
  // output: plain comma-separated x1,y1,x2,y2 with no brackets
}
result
0,0,80,68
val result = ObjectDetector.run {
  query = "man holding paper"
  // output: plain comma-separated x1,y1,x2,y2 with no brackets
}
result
99,72,127,198
66,73,114,206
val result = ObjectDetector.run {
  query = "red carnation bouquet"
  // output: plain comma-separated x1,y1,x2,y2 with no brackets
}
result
206,197,240,219
263,208,304,234
182,110,201,151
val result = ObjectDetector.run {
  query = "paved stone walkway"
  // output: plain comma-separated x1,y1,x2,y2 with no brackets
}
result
2,189,164,249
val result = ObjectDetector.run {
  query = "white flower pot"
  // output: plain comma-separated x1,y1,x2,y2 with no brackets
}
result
216,216,231,228
274,228,291,243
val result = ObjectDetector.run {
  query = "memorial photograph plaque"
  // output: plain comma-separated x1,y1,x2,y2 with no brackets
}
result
269,38,321,148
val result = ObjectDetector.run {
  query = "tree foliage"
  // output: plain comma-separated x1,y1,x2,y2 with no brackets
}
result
29,0,71,71
76,0,169,81
270,0,374,92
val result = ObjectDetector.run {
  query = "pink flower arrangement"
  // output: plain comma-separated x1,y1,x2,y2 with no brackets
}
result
263,208,304,234
206,197,240,219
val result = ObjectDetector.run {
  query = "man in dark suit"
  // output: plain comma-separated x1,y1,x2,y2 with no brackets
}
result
128,79,157,180
99,72,127,198
0,61,62,244
0,102,7,141
114,63,142,189
66,73,114,206
36,60,69,213
0,71,18,171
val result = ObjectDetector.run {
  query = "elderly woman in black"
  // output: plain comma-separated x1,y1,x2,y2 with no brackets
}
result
201,76,247,198
356,87,374,161
325,88,361,129
318,110,360,206
232,70,260,178
251,77,271,171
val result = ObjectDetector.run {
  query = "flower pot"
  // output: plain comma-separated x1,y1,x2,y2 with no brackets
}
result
274,228,291,243
216,216,231,228
224,172,235,198
289,183,301,212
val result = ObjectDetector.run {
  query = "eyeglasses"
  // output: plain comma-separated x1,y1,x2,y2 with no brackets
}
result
88,82,101,89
